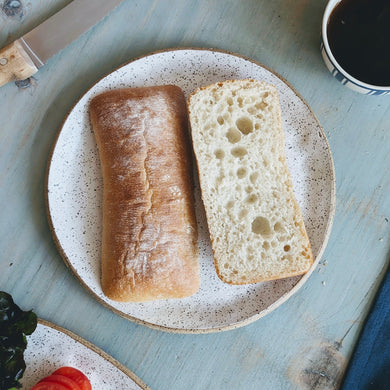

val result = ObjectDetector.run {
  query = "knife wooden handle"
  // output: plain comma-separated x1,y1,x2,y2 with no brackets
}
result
0,40,38,87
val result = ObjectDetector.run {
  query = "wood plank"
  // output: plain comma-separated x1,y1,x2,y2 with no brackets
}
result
0,0,73,47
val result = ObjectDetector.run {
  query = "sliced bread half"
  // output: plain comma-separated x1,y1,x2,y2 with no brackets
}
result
188,79,313,284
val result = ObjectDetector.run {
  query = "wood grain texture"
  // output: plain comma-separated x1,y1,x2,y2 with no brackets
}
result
0,0,389,389
0,0,73,47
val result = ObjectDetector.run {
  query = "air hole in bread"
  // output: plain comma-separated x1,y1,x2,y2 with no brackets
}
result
216,176,224,185
231,146,247,158
236,117,253,135
284,245,291,252
227,97,233,105
249,172,259,184
237,97,243,107
245,194,257,204
215,149,225,159
239,209,248,219
255,101,268,110
247,106,257,115
281,255,291,263
255,123,260,130
226,128,242,144
263,241,270,250
251,216,272,237
245,186,253,193
237,167,247,179
226,200,234,209
274,222,284,233
217,116,224,125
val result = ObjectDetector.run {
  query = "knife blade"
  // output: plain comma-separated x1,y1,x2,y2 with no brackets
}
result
0,0,124,87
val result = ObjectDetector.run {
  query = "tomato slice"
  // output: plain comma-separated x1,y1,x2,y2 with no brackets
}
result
30,381,70,390
37,374,82,390
52,367,92,390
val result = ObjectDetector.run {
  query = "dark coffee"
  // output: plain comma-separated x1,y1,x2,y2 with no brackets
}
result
327,0,390,86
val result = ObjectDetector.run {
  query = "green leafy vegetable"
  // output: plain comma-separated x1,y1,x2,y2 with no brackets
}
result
0,291,37,389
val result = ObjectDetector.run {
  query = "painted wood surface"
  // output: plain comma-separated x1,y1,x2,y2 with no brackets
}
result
0,0,389,389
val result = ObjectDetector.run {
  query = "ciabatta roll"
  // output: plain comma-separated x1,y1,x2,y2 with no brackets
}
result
90,85,200,302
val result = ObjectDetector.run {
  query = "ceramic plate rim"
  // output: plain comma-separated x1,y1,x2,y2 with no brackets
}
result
45,47,336,334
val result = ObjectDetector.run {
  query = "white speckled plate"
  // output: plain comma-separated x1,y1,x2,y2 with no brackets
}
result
46,48,335,333
21,319,149,389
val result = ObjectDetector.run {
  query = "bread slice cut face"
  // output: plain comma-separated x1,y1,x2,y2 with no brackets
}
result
188,79,313,285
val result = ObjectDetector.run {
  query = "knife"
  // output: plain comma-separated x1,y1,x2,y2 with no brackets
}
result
0,0,124,87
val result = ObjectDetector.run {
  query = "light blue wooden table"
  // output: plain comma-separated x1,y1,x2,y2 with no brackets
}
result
1,1,389,389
